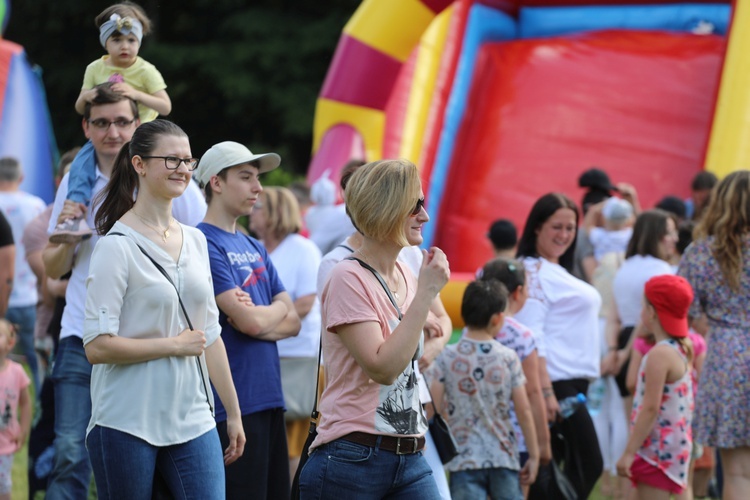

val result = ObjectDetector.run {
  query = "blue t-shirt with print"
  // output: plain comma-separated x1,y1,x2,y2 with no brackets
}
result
198,223,286,422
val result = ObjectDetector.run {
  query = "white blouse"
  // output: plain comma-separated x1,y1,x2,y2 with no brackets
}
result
514,257,602,381
83,222,221,446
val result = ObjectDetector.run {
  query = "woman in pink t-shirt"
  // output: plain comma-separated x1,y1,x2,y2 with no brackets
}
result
299,159,450,499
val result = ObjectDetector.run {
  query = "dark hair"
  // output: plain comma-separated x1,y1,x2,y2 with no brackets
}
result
677,220,696,256
481,258,525,295
83,82,139,121
203,170,229,204
487,219,517,251
95,1,153,35
516,193,579,272
625,209,674,259
95,120,188,235
691,171,718,192
581,189,610,215
339,159,367,192
461,279,508,329
655,195,687,220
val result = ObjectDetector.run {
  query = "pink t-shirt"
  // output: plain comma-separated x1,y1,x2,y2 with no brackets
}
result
312,259,428,450
0,360,29,455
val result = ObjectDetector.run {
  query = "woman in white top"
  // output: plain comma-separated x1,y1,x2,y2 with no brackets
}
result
514,193,603,499
249,186,323,476
83,120,245,499
604,209,677,396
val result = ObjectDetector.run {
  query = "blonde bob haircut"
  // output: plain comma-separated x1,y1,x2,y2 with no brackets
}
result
345,159,422,247
260,186,302,239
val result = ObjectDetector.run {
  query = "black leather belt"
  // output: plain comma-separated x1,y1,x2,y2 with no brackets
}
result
341,432,425,454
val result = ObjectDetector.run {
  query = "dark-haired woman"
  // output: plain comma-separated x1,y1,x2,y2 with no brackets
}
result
514,193,603,499
82,120,245,498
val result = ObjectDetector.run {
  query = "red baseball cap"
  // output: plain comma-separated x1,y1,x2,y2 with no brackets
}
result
644,275,694,338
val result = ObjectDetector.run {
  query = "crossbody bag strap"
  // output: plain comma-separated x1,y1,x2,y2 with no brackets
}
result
109,231,214,415
346,257,402,320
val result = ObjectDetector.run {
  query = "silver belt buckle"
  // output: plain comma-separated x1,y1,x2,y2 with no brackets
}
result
395,437,418,455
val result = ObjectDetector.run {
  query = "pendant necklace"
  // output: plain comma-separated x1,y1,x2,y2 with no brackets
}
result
133,209,174,243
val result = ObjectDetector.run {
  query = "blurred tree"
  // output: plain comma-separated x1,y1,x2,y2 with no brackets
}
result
5,0,359,176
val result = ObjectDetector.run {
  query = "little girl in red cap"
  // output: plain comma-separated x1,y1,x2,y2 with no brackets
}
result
616,274,695,498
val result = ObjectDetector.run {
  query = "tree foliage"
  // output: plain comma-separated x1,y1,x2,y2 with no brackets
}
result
5,0,359,175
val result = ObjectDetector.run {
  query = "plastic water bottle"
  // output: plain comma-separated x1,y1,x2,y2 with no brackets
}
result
558,393,587,419
586,378,606,417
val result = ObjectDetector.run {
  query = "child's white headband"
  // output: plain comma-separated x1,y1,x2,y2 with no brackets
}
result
99,14,143,48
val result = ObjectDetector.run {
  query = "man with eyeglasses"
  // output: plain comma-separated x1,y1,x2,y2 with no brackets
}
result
40,83,203,499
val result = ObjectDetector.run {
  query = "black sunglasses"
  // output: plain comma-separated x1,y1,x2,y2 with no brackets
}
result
411,197,425,216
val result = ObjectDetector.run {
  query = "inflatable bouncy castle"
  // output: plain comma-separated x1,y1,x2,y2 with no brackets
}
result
307,0,747,283
0,1,58,203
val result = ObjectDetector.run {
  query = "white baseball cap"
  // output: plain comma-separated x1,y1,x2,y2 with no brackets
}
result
194,141,280,185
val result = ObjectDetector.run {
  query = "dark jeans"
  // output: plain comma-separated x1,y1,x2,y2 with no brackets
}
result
216,408,290,499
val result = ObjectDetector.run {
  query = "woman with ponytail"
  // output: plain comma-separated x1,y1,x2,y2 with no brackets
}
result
82,119,245,499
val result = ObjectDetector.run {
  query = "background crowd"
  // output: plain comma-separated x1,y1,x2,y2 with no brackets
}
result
0,1,748,500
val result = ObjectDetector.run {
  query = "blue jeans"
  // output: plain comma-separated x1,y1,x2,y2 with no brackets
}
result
66,140,96,205
46,336,92,500
6,305,39,393
450,467,522,500
87,425,225,499
299,438,439,499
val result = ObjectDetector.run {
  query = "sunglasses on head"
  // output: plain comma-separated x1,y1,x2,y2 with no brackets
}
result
411,197,425,216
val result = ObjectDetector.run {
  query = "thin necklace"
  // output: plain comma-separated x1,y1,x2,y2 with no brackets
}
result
357,248,400,299
132,209,174,243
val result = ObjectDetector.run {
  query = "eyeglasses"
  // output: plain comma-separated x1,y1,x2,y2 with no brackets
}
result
411,197,425,216
87,118,136,130
140,155,199,171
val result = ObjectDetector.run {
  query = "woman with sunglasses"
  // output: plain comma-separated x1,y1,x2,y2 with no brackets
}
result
299,159,450,499
82,120,245,498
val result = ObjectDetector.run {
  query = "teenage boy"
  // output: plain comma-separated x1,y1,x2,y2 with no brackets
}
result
195,141,300,499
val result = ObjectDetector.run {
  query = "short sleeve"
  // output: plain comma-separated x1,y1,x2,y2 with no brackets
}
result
690,332,707,358
263,251,287,298
633,337,651,355
514,260,549,357
83,236,130,344
322,264,380,333
13,362,30,390
425,351,446,385
508,350,526,388
204,238,241,297
82,62,97,89
142,63,167,94
193,231,221,346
